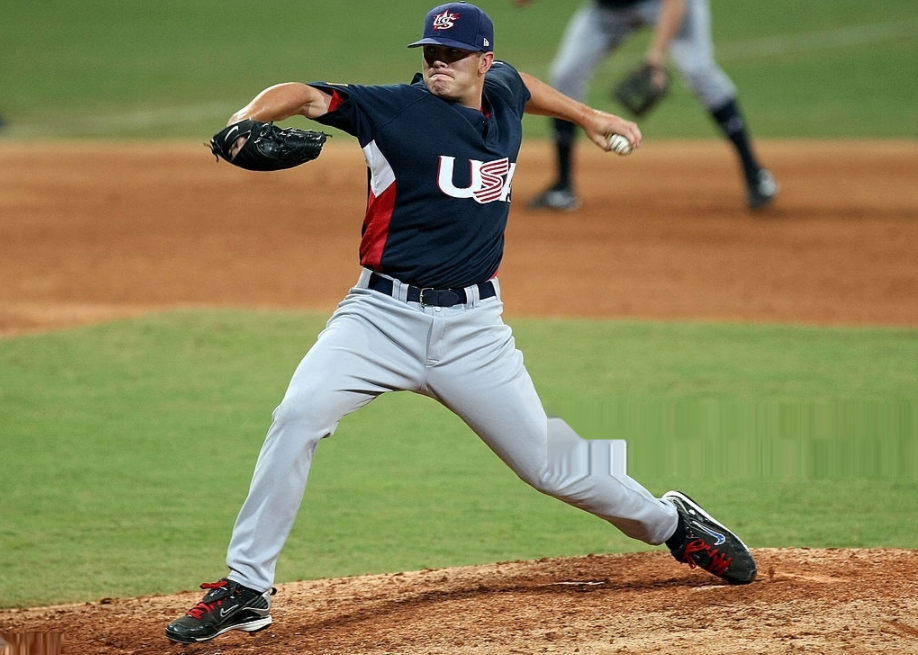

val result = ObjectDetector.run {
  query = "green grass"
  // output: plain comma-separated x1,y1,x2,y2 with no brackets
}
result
1,310,915,608
1,0,916,138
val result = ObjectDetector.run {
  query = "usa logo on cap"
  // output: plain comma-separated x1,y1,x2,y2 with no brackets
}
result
432,9,458,30
408,3,495,52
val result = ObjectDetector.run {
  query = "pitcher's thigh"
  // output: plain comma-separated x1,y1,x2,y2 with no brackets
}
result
277,310,423,434
431,344,549,485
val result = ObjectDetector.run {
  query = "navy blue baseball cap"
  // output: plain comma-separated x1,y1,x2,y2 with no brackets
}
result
408,2,494,53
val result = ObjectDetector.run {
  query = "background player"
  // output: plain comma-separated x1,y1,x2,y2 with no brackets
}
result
165,2,756,644
516,0,778,211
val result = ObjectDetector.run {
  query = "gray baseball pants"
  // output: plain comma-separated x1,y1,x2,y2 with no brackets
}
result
226,268,678,592
549,0,737,110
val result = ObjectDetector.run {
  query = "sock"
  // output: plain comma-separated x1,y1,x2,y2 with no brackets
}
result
552,118,577,190
710,98,761,184
665,515,687,551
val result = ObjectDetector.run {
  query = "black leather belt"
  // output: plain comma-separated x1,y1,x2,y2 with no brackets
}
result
368,273,496,307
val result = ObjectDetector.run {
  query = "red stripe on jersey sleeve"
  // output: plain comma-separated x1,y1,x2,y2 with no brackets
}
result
359,183,397,270
327,89,344,112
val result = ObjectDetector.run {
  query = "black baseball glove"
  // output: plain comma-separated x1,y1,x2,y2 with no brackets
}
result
209,119,328,171
611,64,669,117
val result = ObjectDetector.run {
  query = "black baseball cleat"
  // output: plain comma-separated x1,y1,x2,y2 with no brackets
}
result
662,490,757,585
165,578,276,643
747,169,779,210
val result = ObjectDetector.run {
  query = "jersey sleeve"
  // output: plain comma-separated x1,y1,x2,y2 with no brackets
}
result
304,82,361,138
306,82,426,148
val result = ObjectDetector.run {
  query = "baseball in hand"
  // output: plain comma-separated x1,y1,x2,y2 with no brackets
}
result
608,133,633,156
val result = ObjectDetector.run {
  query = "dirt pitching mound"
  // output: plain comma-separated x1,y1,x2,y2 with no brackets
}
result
2,549,917,654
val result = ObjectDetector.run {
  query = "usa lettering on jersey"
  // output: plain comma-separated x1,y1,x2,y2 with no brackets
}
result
437,156,516,204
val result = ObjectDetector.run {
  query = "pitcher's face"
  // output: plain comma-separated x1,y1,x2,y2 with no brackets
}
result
421,45,493,108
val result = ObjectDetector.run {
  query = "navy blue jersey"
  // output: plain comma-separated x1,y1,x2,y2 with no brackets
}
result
309,61,530,289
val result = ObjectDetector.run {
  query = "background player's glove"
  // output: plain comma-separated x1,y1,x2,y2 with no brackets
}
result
209,120,328,171
612,64,669,117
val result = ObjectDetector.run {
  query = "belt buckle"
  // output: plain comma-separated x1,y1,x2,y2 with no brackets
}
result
418,287,437,306
419,287,461,307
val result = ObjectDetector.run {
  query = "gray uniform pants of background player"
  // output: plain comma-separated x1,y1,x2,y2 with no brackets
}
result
227,269,678,593
550,0,736,109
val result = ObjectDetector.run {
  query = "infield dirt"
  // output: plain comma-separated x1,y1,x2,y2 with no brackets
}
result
1,140,916,653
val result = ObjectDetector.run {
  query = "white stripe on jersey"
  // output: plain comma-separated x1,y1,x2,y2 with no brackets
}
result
362,140,396,198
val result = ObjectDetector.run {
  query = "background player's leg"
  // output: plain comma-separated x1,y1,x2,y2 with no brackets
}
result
530,5,632,210
666,0,777,208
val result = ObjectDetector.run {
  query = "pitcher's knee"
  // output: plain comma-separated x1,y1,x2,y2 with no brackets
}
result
270,393,339,445
528,465,590,502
